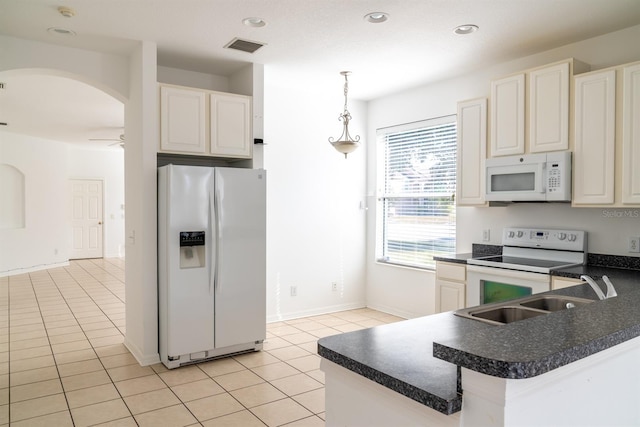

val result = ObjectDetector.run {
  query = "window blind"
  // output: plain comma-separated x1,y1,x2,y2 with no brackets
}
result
376,116,457,269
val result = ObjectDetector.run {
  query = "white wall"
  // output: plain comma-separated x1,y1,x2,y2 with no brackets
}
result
67,145,125,257
0,133,69,275
366,24,640,319
123,41,159,366
157,65,229,92
0,35,129,101
0,133,126,275
263,67,368,321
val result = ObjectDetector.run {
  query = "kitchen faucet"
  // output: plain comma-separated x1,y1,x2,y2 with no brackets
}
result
580,275,617,300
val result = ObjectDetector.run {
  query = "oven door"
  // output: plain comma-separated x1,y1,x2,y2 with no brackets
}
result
466,265,551,307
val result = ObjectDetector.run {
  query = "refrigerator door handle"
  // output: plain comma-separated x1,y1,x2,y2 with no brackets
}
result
214,184,222,292
208,190,218,295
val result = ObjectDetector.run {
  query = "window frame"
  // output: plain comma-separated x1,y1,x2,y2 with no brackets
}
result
375,115,457,270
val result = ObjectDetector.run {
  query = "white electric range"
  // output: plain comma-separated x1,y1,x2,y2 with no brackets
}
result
466,227,587,306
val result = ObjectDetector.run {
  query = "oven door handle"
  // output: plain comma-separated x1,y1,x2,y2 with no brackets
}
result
466,265,550,281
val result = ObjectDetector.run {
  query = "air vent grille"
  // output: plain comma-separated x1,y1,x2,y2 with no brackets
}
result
224,38,265,54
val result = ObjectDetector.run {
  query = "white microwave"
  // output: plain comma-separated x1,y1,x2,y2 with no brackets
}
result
485,151,572,202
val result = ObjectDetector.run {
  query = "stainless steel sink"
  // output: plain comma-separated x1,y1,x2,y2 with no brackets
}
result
470,306,547,324
455,295,595,325
519,295,593,312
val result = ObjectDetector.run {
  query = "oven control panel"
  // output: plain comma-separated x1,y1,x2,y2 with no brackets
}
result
502,228,587,251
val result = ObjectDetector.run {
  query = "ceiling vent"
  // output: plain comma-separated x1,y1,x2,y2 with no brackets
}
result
224,38,265,54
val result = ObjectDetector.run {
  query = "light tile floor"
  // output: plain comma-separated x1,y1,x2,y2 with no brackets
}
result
0,259,404,426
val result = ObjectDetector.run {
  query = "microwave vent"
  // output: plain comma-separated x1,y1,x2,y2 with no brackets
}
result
224,38,265,54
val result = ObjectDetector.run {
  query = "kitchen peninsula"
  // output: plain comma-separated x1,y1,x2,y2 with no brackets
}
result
318,266,640,426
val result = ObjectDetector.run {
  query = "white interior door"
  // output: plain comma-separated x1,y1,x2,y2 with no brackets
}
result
70,179,103,259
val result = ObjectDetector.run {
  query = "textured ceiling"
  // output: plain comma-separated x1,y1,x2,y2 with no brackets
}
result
1,0,640,145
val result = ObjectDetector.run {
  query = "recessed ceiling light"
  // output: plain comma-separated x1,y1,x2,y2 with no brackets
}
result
242,17,267,28
453,24,479,35
364,12,389,23
57,6,75,18
47,27,76,36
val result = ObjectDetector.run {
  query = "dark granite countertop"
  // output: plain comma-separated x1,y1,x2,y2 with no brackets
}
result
552,263,640,283
318,312,483,415
433,284,640,380
432,252,475,264
434,265,640,379
318,256,640,415
433,244,502,264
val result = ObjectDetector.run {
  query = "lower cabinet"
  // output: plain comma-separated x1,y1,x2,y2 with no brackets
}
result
435,261,466,312
551,276,583,290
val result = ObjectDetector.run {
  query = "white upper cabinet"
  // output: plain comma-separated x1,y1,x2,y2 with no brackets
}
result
490,73,525,156
528,62,570,153
489,59,589,158
210,93,252,158
160,85,206,154
573,61,640,207
159,84,253,159
622,62,640,204
456,98,487,206
573,69,616,205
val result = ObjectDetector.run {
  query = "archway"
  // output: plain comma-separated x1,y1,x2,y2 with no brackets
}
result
0,68,125,272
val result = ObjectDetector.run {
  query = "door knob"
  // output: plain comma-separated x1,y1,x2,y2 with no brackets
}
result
98,221,102,225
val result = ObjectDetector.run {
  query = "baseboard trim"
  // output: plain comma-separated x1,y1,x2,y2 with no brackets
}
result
267,301,367,323
124,336,161,367
365,302,421,320
0,261,70,278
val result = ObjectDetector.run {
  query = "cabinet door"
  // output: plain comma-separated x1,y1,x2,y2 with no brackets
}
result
160,86,206,153
436,280,466,312
622,63,640,205
573,70,616,205
551,277,582,290
210,93,252,158
456,98,487,206
490,74,525,156
529,62,569,153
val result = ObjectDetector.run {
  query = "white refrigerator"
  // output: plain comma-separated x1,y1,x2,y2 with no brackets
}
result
158,164,266,369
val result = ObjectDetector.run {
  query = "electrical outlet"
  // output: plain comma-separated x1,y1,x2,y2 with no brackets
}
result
331,282,337,292
629,237,640,253
290,286,297,297
482,229,490,242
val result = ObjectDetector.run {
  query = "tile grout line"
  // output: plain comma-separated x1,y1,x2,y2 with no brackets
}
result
4,258,401,426
48,263,137,426
8,271,67,424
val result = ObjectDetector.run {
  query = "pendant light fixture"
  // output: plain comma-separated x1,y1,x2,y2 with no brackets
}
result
329,71,360,158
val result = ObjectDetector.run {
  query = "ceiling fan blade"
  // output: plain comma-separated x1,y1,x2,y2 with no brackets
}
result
89,134,125,142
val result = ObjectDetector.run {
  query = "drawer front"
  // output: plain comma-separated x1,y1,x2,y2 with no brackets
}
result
552,277,582,290
436,262,466,282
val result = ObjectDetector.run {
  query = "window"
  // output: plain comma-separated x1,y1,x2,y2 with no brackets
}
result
376,116,457,269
